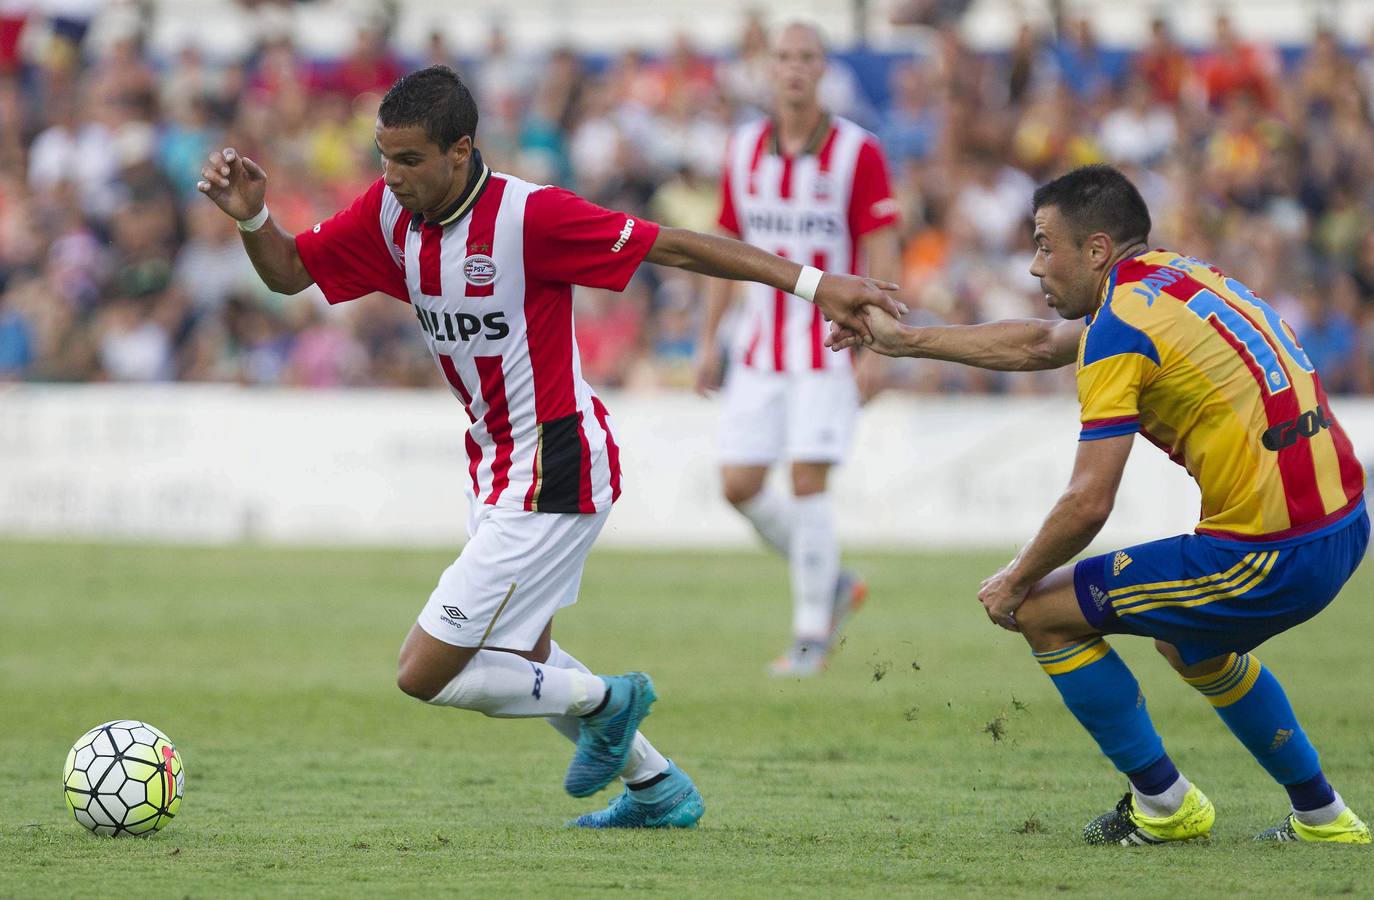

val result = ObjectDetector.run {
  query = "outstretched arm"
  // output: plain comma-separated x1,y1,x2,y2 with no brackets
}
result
829,311,1084,371
197,147,313,295
646,227,906,341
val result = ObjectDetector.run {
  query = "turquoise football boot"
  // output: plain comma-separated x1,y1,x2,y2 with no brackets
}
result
568,762,704,829
564,672,657,798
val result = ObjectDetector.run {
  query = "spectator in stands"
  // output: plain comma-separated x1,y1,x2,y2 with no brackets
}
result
1135,16,1188,106
1194,13,1278,111
0,2,1371,400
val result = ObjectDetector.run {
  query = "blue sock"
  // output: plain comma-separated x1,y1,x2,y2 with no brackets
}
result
1286,772,1337,812
1182,653,1330,806
1035,638,1166,774
1127,754,1181,796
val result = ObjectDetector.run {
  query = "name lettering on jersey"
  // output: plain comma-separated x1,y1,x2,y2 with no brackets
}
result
414,306,510,342
743,209,844,238
462,254,497,286
1261,405,1334,451
611,218,635,252
1130,265,1188,306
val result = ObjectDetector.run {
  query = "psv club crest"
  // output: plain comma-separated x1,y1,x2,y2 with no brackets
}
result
463,254,497,287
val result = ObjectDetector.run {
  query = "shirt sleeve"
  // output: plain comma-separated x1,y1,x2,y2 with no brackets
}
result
716,148,740,237
1076,298,1161,441
523,187,661,291
294,178,408,304
847,137,900,238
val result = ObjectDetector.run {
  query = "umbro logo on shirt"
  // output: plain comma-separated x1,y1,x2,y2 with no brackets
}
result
611,218,635,252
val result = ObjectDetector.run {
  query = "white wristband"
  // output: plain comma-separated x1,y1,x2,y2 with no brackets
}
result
236,204,270,233
793,265,824,303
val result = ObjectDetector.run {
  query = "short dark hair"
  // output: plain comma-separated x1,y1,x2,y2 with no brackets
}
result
378,65,478,150
1032,164,1151,246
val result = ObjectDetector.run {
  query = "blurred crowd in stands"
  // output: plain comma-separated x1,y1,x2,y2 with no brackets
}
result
3,2,1374,395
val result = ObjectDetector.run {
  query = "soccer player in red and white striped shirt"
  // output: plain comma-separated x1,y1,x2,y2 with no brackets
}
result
695,22,902,676
197,65,902,829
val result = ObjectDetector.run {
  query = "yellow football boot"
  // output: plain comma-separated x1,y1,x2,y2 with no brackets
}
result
1255,808,1371,844
1083,785,1215,846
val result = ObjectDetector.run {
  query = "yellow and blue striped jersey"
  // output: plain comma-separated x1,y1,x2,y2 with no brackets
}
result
1077,249,1365,541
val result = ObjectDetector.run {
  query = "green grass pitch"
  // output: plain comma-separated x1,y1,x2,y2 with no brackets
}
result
2,540,1372,897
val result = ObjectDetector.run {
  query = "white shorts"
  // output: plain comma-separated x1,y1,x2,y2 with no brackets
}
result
719,365,859,466
416,504,609,651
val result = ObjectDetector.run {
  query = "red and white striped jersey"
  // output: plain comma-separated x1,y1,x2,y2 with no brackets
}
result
718,116,899,374
294,166,658,515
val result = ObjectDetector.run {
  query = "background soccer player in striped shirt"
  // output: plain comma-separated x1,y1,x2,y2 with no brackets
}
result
695,22,902,677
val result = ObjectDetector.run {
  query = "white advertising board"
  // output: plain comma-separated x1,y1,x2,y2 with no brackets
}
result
1,385,1371,550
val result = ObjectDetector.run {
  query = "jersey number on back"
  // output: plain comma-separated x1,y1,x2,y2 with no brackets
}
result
1183,278,1314,396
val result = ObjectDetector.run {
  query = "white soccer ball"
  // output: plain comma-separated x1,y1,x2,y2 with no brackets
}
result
62,720,185,836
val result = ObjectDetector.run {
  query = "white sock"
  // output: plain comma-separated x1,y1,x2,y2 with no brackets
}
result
1294,792,1346,827
738,485,793,557
1132,773,1191,818
790,491,839,642
426,649,605,718
542,640,669,785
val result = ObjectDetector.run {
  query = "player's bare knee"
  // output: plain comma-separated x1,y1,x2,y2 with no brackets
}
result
1154,640,1186,670
395,666,439,701
722,472,764,507
790,463,829,496
1014,588,1096,654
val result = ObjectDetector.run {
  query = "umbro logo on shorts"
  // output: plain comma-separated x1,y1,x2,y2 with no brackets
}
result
442,605,468,620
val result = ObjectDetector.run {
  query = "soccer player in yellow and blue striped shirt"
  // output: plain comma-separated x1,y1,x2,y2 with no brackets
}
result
831,165,1370,845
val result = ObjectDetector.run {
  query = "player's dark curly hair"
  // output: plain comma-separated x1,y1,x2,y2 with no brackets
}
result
1032,164,1151,247
378,65,478,150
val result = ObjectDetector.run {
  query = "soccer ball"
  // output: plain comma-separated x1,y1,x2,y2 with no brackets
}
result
63,720,184,836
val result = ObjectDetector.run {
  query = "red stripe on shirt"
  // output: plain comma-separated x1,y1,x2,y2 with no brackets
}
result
464,177,506,298
810,250,827,370
391,210,412,268
438,354,482,498
772,289,787,372
575,411,595,514
1082,415,1139,430
419,224,442,296
743,320,761,369
591,394,621,502
520,220,580,506
522,283,576,421
523,434,540,511
1311,380,1367,504
747,122,771,196
1162,275,1324,527
475,356,514,505
816,125,839,171
778,155,794,199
